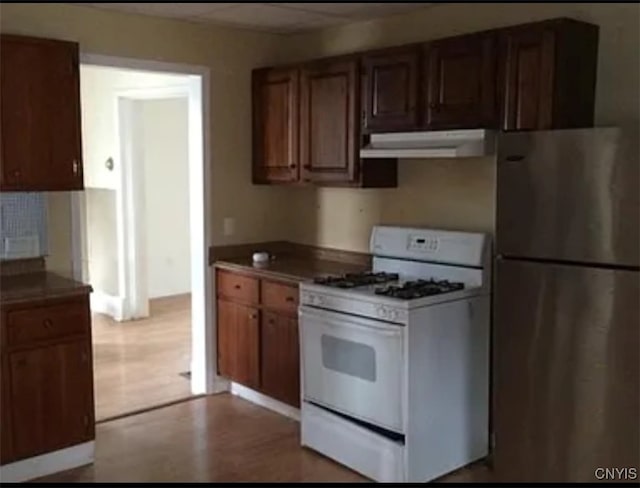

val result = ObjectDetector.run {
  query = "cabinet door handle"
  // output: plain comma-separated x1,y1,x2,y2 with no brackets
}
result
43,319,53,328
250,313,258,320
72,159,79,175
285,296,295,303
234,284,241,290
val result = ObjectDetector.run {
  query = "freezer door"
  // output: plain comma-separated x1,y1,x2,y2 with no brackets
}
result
494,258,639,482
497,127,639,266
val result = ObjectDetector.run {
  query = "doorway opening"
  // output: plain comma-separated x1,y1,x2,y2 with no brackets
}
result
72,56,214,421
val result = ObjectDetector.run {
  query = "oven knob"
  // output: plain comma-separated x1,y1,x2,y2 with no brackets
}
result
375,304,389,319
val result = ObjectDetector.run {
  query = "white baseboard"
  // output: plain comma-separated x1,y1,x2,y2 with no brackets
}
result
231,382,300,422
0,441,94,483
90,291,124,321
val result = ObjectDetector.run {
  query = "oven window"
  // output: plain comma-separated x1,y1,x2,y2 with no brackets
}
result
321,335,376,382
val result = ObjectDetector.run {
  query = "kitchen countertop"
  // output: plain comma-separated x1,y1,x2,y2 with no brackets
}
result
215,255,369,284
1,272,92,306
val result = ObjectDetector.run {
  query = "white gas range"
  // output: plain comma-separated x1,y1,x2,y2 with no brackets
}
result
299,226,491,482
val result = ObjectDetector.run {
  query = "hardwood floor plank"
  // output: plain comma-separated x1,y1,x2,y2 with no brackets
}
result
92,294,192,421
35,393,492,483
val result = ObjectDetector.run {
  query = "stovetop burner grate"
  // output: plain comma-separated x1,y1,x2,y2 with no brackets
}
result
374,279,464,299
313,271,399,289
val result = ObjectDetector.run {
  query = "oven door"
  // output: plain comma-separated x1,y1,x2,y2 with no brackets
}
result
300,306,405,434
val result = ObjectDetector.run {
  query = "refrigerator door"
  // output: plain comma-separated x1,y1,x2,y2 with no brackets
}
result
497,127,639,267
494,258,639,482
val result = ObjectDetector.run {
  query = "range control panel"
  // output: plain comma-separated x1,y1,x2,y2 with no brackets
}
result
407,234,439,253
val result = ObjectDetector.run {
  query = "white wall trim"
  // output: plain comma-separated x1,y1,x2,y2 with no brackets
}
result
231,382,301,422
89,291,125,321
74,52,218,396
0,441,94,483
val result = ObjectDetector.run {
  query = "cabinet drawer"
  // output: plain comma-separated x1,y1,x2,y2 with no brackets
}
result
262,281,299,314
217,270,259,305
6,299,89,347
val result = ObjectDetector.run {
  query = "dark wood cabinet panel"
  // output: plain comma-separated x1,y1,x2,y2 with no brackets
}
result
261,312,300,407
300,58,359,184
362,47,420,132
216,299,260,390
499,19,598,131
424,33,498,129
499,25,555,131
252,67,299,183
0,34,83,191
1,352,12,465
7,339,94,461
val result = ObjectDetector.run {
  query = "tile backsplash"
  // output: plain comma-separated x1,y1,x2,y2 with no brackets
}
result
0,192,48,260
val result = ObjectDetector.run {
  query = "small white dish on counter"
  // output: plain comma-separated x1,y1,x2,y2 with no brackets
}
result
252,252,269,264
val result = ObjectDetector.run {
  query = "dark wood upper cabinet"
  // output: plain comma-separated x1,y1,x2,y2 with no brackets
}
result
423,33,498,129
0,34,83,191
300,58,359,184
499,19,598,131
261,311,300,407
362,47,420,132
252,67,299,184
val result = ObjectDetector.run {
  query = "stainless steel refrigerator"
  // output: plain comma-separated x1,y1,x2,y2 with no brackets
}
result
494,127,639,482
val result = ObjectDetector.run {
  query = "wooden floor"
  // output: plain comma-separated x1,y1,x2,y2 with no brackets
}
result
92,294,192,421
37,394,492,483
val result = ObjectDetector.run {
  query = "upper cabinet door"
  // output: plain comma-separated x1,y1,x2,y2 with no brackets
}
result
499,20,598,131
362,47,420,132
0,35,83,191
499,25,555,131
300,58,358,184
252,67,299,184
424,33,498,130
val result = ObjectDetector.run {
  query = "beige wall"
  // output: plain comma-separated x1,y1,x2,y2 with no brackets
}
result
282,2,640,252
45,192,74,279
141,98,191,298
1,3,291,247
84,188,118,294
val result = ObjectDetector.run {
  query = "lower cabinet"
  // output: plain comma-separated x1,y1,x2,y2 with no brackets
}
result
216,269,300,408
216,299,260,390
8,340,94,460
261,312,300,407
0,294,95,465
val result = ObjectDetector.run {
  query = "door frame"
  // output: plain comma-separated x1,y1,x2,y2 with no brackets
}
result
71,53,219,395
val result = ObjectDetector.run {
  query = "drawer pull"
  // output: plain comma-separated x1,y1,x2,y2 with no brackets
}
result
234,284,241,290
250,313,258,320
43,319,53,328
285,296,295,303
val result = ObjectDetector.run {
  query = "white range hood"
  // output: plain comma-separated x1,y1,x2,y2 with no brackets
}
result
360,129,496,159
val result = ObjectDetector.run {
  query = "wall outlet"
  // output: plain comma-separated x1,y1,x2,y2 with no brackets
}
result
223,217,235,237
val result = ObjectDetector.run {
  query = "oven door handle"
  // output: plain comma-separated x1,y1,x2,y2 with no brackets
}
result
300,307,402,337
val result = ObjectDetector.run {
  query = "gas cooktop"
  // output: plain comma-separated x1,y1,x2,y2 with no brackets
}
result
313,272,399,289
375,279,464,299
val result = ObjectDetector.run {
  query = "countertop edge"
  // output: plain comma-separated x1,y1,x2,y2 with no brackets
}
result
214,261,307,284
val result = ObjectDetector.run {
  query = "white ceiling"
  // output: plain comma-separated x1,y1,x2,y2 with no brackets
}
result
77,3,434,34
